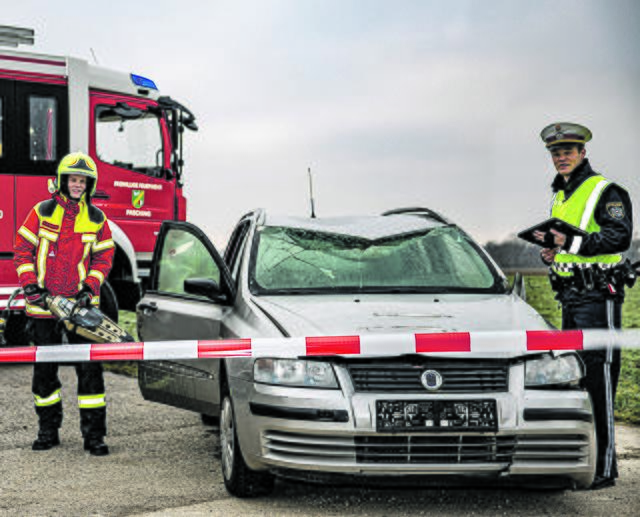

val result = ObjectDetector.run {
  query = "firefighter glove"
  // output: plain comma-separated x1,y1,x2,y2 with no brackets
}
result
74,284,94,308
24,284,49,308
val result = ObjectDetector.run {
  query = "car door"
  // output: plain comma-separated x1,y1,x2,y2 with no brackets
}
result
137,220,235,415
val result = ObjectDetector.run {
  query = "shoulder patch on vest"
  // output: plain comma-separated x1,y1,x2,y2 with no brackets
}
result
606,202,625,220
87,205,105,224
37,199,57,218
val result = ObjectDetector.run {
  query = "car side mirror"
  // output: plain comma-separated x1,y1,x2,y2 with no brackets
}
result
184,277,226,302
511,272,526,301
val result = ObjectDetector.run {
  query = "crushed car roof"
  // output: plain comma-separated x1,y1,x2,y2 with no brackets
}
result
261,214,446,240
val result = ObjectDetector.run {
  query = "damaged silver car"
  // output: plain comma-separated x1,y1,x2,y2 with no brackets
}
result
136,207,595,497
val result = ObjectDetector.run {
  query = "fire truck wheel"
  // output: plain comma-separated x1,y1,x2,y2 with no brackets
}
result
4,312,29,347
100,281,119,323
110,279,142,312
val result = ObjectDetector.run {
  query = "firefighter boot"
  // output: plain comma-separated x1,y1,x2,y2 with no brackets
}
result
83,436,109,456
32,429,60,451
81,406,108,456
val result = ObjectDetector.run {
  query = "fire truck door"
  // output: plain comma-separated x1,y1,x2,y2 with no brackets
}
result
13,81,69,230
91,93,176,255
1,80,68,252
0,80,16,253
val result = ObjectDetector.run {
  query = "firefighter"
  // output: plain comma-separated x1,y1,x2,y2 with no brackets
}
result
534,122,633,490
14,152,115,456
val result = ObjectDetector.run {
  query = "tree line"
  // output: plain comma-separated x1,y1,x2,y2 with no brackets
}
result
484,237,640,270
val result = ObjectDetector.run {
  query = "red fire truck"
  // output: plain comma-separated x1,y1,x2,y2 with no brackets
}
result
0,27,196,344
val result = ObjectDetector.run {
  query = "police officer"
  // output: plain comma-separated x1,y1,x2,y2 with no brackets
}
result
14,152,115,456
535,122,633,490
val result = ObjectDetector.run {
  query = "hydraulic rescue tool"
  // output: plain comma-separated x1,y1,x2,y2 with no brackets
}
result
0,288,135,346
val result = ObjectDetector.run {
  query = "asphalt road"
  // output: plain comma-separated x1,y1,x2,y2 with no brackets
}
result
1,365,639,517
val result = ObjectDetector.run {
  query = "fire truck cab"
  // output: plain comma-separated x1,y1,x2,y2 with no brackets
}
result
0,27,196,344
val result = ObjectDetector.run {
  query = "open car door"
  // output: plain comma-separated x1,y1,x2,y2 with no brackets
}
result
136,221,235,415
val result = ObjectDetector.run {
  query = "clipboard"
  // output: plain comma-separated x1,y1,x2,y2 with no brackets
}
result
517,218,588,248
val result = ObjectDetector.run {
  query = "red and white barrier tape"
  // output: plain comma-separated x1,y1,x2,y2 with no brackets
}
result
1,330,639,364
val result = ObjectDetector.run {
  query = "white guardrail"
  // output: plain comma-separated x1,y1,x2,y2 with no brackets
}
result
1,330,640,364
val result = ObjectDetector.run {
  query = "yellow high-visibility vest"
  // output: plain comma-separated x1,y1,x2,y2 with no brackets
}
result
551,175,622,277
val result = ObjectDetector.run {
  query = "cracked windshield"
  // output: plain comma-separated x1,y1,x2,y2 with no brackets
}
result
251,226,499,294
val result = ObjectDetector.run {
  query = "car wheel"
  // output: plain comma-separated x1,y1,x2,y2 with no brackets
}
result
220,392,274,498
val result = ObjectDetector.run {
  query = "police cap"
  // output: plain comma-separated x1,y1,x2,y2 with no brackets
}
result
540,122,592,149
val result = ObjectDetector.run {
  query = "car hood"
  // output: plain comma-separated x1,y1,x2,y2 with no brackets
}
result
252,293,551,338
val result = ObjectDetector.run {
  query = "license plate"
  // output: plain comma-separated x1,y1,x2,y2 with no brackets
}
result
376,400,497,432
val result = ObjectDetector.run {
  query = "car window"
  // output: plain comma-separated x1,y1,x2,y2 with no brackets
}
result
157,228,221,299
250,225,500,294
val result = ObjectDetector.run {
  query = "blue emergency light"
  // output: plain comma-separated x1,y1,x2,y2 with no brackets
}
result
130,74,158,90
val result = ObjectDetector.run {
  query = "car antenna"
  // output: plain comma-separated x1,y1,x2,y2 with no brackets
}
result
90,47,100,65
308,166,317,218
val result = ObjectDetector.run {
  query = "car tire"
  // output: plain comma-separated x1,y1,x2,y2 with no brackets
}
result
100,281,119,323
220,391,274,498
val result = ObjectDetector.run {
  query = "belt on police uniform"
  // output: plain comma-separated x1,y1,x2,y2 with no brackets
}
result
550,260,637,295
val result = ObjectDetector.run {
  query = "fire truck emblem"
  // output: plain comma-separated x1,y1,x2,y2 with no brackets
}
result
132,190,145,209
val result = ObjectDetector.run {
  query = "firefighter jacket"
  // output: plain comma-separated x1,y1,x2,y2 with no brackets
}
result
14,193,115,318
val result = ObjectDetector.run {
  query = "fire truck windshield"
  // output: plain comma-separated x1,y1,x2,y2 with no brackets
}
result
96,106,164,176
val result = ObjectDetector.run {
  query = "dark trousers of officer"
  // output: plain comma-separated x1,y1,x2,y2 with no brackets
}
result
562,300,621,481
29,318,107,439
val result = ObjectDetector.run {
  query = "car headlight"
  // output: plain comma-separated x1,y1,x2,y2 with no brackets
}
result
525,353,584,388
254,359,339,389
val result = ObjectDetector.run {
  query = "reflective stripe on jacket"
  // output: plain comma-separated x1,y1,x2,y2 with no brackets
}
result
13,194,115,318
551,175,622,277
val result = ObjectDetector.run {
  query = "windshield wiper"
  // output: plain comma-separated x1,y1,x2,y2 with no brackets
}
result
264,288,328,295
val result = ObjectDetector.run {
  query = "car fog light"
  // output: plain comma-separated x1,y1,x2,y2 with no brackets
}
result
254,359,339,388
525,353,584,388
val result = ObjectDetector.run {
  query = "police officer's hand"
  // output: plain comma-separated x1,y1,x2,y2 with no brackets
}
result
533,230,547,243
74,284,94,308
549,228,567,248
540,248,557,265
24,284,49,308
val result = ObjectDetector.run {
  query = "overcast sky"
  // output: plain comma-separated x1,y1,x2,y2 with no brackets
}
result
5,0,640,247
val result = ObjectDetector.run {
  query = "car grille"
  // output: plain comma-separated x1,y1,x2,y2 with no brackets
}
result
263,431,590,465
264,430,356,462
512,434,590,462
356,435,516,463
347,360,509,393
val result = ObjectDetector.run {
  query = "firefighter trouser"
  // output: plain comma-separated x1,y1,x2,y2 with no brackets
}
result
29,318,107,438
562,299,622,481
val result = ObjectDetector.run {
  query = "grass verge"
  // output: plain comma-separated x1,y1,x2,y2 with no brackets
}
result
525,275,640,424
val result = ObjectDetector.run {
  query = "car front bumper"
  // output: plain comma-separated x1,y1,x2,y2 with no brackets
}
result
229,367,596,489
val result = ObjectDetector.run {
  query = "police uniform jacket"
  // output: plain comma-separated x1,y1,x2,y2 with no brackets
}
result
549,159,633,304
